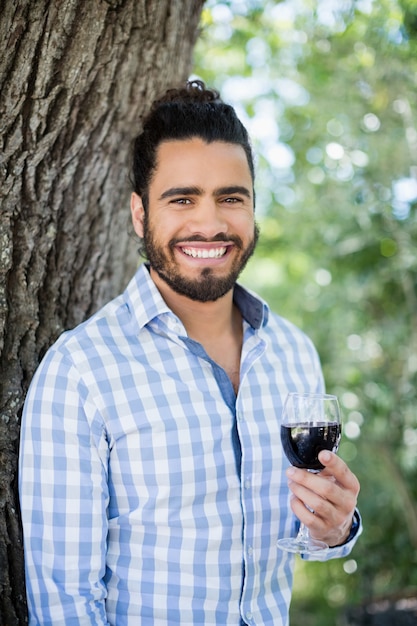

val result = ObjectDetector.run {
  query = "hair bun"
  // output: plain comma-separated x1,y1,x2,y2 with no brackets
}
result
152,80,221,109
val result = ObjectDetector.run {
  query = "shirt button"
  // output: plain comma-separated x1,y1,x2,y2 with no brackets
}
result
247,546,253,556
244,479,251,489
245,611,253,621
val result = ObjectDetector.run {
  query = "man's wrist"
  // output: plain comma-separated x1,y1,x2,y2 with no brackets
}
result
331,510,360,548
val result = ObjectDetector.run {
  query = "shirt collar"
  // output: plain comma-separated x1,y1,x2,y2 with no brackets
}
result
233,283,268,329
125,262,269,333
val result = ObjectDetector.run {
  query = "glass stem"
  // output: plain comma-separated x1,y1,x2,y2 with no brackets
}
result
296,522,310,544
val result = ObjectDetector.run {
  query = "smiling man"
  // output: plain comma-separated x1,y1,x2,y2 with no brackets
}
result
133,139,258,305
19,81,361,625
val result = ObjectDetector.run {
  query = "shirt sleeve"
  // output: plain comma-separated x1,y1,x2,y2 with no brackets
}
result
19,346,110,625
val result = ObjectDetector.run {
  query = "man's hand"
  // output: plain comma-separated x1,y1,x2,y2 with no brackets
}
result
286,450,360,547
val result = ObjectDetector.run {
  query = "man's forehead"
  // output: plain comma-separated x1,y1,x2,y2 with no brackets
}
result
154,138,252,176
155,137,249,160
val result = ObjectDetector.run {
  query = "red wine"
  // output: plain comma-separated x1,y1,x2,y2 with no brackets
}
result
281,422,341,470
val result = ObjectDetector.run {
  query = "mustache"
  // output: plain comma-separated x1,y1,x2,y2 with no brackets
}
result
169,233,244,247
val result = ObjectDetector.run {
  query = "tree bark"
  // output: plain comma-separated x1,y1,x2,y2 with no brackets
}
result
0,1,205,622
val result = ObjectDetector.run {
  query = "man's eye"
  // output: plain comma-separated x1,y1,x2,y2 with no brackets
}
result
172,198,191,204
223,197,241,203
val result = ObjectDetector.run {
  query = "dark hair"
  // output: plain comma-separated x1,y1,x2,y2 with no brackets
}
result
131,80,255,210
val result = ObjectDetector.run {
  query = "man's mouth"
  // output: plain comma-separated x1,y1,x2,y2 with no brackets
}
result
181,246,228,259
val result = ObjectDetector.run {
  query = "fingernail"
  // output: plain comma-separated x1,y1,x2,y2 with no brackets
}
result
320,451,331,463
286,467,296,476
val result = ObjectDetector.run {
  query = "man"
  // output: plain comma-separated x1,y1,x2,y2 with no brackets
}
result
19,80,361,625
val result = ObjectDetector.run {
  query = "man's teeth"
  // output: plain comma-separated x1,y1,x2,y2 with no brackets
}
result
182,247,227,259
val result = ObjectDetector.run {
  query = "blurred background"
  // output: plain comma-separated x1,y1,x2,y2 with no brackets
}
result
193,0,417,624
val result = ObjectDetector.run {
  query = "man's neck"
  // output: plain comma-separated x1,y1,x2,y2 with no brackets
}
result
149,267,238,342
149,267,244,392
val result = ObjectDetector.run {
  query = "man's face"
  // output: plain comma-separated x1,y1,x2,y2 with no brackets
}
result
131,138,258,302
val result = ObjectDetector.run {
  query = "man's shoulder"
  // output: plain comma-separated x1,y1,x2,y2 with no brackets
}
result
44,294,124,361
263,308,318,352
52,265,151,350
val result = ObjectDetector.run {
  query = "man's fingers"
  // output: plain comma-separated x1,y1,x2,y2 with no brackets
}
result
318,451,360,495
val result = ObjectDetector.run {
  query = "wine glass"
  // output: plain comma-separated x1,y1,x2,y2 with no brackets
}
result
276,392,342,554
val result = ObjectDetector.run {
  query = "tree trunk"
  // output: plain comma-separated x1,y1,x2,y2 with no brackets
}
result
0,1,205,622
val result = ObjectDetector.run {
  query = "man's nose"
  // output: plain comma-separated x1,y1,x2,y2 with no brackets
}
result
187,199,228,237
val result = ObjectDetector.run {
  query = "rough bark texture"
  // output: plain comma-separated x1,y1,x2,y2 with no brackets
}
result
0,1,205,622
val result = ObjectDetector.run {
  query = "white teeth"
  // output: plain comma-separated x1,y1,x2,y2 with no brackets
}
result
182,247,227,259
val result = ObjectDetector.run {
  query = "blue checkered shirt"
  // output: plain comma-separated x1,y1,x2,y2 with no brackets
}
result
19,263,361,625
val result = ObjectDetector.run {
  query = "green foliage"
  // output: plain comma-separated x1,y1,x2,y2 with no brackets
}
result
194,0,417,622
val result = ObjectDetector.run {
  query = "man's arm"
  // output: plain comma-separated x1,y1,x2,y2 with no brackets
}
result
19,348,110,625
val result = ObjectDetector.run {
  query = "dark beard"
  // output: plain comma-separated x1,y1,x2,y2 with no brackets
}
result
143,218,259,302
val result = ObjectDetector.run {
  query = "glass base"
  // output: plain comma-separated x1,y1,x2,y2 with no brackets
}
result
276,537,328,555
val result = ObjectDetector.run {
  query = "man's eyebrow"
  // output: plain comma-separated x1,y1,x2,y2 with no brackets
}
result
214,186,252,199
159,186,203,200
159,185,252,201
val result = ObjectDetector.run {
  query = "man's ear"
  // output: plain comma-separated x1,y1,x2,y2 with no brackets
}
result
131,193,145,238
